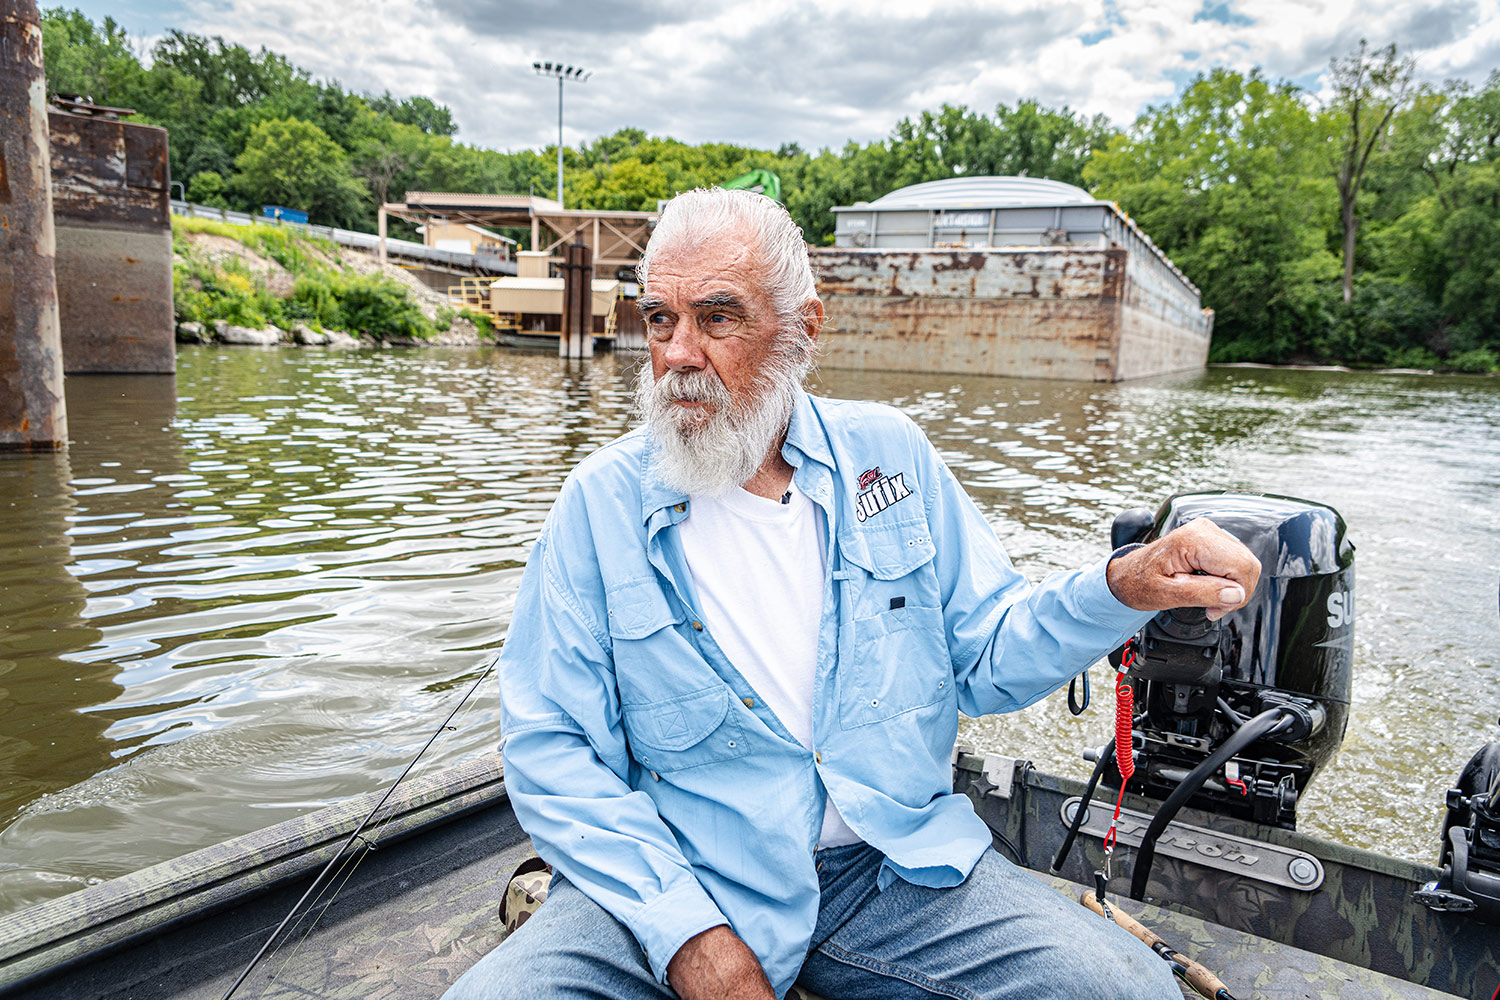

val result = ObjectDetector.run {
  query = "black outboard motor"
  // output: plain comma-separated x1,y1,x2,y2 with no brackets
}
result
1110,491,1355,828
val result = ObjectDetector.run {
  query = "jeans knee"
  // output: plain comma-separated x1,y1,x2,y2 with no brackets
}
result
439,877,664,1000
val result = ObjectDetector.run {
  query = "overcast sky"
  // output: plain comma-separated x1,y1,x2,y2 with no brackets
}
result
86,0,1500,154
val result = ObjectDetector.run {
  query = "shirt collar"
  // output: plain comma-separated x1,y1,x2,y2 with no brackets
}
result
637,388,834,523
781,388,834,471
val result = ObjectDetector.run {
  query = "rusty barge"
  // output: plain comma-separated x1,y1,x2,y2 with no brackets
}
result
816,177,1213,382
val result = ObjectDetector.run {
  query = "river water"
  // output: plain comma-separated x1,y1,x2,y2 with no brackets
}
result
1,346,1497,917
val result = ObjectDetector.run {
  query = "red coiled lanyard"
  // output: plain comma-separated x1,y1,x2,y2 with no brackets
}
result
1102,641,1138,876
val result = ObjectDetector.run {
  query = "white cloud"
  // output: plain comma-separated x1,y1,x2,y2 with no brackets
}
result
127,0,1500,154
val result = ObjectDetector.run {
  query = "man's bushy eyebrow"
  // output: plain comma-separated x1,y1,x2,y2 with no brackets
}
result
691,292,743,309
637,296,666,312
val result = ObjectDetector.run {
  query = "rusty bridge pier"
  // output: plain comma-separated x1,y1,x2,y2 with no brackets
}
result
0,0,67,451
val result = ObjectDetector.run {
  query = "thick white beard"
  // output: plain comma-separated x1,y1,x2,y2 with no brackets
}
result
634,357,802,498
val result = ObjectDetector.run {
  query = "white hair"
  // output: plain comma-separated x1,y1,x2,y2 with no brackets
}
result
638,187,818,358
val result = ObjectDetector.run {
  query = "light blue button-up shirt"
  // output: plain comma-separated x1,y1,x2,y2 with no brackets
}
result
498,391,1153,997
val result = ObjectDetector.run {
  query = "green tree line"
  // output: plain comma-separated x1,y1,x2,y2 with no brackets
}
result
41,9,1500,371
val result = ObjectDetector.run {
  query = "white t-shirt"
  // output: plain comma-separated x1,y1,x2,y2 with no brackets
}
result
677,482,862,849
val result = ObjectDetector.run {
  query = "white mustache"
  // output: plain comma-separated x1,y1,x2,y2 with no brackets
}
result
654,370,732,408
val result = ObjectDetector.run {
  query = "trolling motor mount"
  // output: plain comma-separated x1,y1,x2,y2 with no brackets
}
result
1417,732,1500,922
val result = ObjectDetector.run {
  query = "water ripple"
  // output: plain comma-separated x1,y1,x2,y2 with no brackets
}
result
0,351,1496,916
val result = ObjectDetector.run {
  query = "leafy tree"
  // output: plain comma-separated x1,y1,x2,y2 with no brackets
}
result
39,8,142,104
1087,69,1335,361
886,101,1115,186
231,117,367,226
350,116,433,209
1325,41,1413,304
186,170,230,208
151,30,306,108
367,92,458,136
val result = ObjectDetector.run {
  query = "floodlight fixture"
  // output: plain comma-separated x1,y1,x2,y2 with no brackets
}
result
533,59,591,208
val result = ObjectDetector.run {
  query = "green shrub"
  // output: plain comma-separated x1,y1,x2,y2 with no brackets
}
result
1446,347,1499,373
186,170,230,209
172,216,434,340
1381,346,1441,369
460,308,494,339
335,272,434,340
1351,281,1446,367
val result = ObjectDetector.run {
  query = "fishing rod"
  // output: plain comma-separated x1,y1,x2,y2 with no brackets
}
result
221,655,498,1000
1081,889,1238,1000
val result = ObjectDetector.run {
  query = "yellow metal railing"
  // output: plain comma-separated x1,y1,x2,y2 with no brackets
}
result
446,277,493,313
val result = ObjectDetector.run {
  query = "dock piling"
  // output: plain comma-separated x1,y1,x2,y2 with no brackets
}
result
559,241,594,359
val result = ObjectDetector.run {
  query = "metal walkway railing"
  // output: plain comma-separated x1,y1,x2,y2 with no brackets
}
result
169,200,516,275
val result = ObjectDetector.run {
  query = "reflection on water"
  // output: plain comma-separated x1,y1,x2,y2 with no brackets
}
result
0,348,1496,916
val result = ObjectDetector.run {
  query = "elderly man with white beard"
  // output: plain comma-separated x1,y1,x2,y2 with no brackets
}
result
444,188,1260,1000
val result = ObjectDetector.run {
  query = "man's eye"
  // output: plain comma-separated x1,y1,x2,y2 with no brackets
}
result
708,313,731,324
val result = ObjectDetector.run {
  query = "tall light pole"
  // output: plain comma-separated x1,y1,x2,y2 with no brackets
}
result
532,61,590,209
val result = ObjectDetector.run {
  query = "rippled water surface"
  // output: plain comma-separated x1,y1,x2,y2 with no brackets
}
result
1,346,1497,916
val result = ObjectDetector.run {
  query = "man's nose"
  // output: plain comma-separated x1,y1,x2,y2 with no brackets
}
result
660,320,706,371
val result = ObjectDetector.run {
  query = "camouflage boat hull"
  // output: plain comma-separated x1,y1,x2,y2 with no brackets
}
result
0,750,1493,999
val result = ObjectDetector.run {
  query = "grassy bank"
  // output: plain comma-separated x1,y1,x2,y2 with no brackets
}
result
171,217,482,342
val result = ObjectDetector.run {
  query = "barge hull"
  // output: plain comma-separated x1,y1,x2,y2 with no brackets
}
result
813,248,1213,382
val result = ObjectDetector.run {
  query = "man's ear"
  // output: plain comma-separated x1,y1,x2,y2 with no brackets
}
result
802,298,825,347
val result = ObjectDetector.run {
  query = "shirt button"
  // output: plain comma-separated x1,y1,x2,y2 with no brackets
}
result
815,751,822,764
870,698,879,706
673,502,686,513
742,697,755,708
727,740,736,748
691,620,703,631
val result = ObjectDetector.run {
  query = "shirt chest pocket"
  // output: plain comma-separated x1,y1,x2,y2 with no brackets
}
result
836,525,951,730
621,685,750,773
606,579,749,772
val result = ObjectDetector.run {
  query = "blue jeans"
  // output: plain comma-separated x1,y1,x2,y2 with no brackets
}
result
443,845,1180,999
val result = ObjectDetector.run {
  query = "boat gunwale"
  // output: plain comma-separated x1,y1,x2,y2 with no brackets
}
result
0,751,508,993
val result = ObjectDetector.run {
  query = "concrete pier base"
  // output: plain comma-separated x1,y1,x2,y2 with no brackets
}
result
48,104,174,374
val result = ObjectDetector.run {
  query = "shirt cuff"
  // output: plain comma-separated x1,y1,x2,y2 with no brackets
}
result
1073,546,1156,632
631,878,731,985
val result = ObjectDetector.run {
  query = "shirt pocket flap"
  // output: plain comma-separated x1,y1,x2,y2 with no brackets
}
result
605,578,682,639
623,686,729,751
839,526,936,581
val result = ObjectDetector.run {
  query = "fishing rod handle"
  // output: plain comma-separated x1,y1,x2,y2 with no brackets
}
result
1080,890,1236,1000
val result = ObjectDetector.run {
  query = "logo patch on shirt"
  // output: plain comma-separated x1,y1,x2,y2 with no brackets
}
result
855,469,913,522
